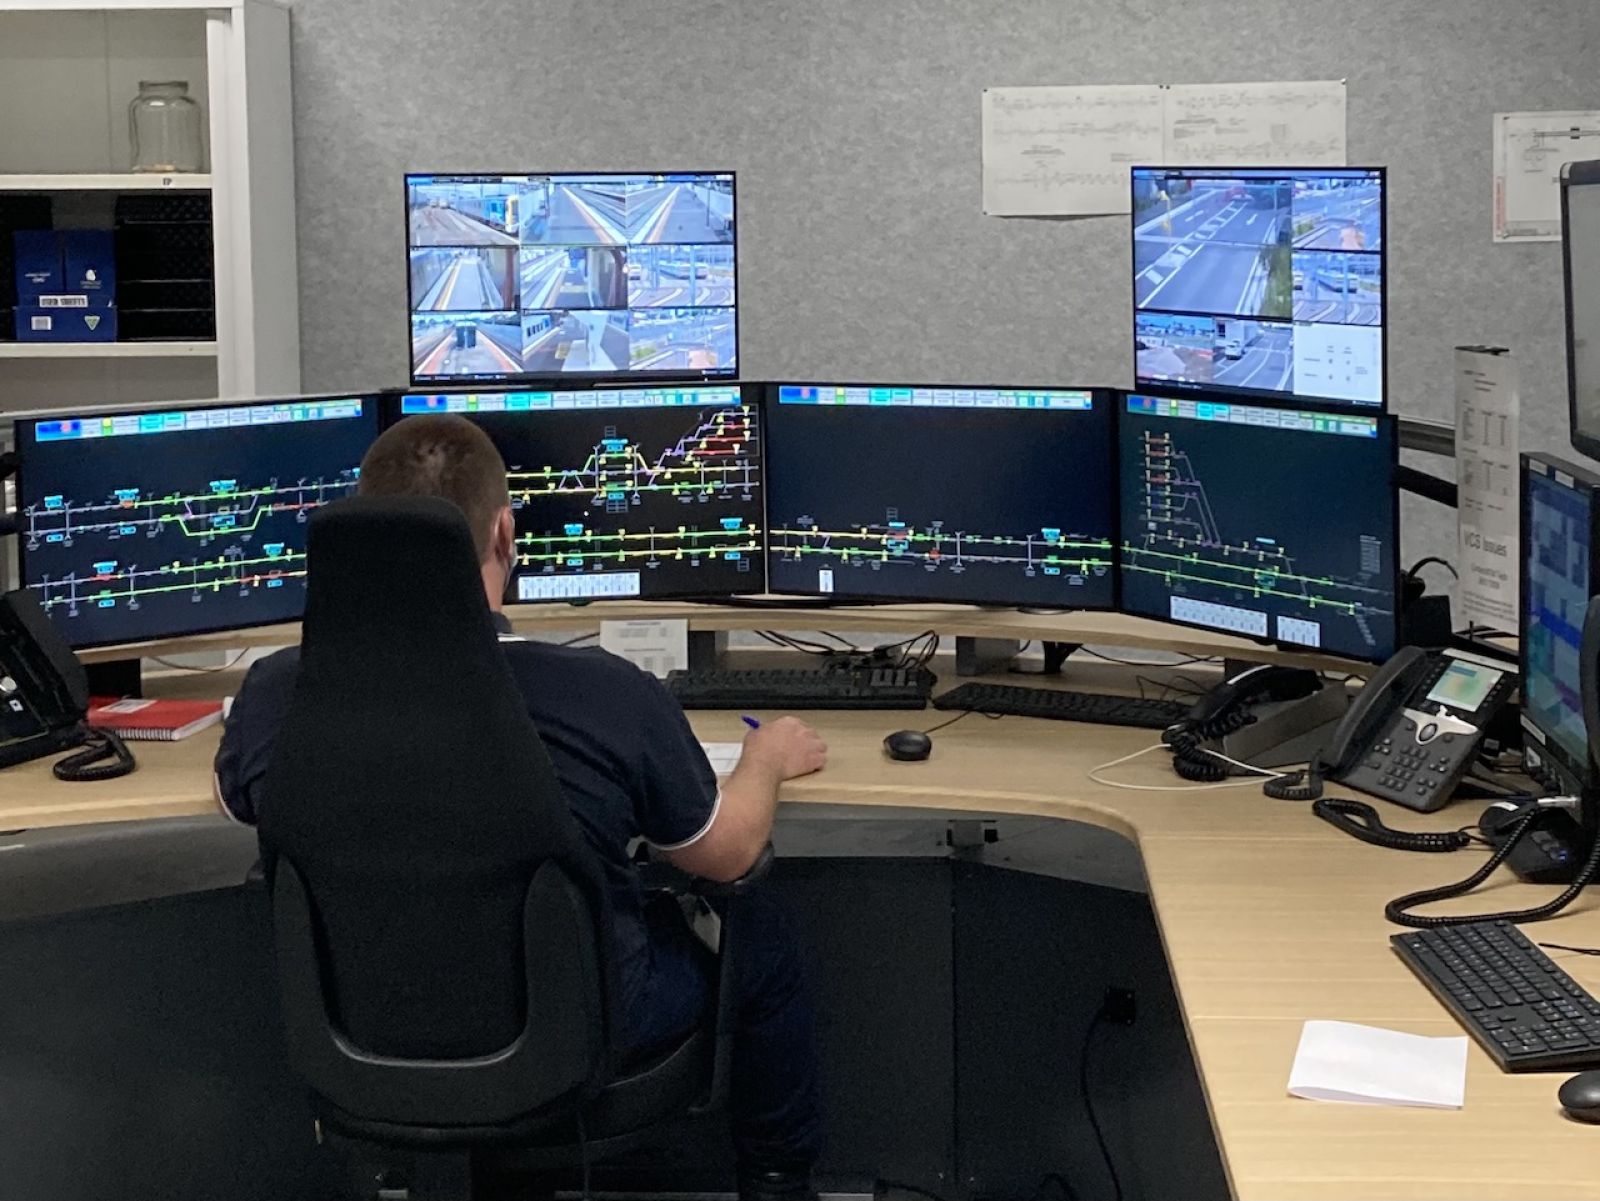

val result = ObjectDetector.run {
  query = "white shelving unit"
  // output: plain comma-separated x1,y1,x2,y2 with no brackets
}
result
0,173,212,191
0,340,215,358
0,0,298,411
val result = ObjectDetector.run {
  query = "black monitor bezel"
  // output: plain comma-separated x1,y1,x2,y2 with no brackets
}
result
402,170,741,390
13,394,382,651
383,381,768,605
1519,450,1600,795
1114,394,1402,665
1561,161,1600,462
759,381,1122,612
1129,164,1390,416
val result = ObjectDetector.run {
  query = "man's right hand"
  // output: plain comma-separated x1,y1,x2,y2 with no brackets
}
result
743,715,828,780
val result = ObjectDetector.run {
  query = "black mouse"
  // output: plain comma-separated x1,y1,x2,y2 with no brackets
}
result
1559,1071,1600,1122
883,729,932,762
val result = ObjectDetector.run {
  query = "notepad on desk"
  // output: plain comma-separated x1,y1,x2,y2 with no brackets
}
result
88,697,224,742
700,742,743,777
1287,1020,1468,1109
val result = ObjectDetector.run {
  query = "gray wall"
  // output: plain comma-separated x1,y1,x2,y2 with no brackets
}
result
287,0,1600,564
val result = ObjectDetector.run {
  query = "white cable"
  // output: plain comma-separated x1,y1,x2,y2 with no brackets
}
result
1087,743,1290,792
1193,746,1292,780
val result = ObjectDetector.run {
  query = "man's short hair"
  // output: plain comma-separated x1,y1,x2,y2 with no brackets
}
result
357,414,511,561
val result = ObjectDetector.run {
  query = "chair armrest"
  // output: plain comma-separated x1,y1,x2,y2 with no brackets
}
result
687,843,774,1117
689,843,774,899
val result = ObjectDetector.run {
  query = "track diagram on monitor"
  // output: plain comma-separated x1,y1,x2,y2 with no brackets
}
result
1122,428,1391,646
507,404,758,511
769,508,1112,584
23,471,358,621
452,396,763,600
22,473,358,549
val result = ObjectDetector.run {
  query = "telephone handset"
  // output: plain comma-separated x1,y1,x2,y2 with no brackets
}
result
1163,664,1322,781
1267,646,1515,810
0,588,135,780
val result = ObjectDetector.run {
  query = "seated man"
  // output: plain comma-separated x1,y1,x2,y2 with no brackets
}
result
215,414,826,1200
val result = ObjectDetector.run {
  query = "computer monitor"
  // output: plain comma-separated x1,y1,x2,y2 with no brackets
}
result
1521,452,1600,794
389,384,762,602
1132,166,1387,411
1562,162,1600,461
15,395,380,649
1118,394,1399,662
763,383,1116,608
405,172,737,387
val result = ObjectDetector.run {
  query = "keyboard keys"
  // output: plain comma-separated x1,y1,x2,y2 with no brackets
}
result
1393,921,1600,1072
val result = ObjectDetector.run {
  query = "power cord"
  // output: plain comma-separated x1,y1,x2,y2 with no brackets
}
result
919,709,1004,735
1080,991,1133,1201
1089,744,1286,793
148,650,250,673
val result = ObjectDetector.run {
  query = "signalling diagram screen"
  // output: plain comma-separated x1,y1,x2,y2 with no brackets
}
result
406,172,736,386
18,398,378,648
1118,394,1398,661
764,384,1115,608
394,385,761,602
1133,166,1385,410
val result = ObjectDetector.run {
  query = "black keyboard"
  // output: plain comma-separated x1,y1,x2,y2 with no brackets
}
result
932,682,1188,730
664,666,934,710
1392,921,1600,1072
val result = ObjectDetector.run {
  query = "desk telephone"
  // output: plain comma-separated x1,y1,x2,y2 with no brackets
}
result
1270,647,1515,810
0,588,134,780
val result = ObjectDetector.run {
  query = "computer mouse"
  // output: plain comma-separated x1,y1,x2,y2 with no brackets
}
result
883,729,932,762
1558,1071,1600,1122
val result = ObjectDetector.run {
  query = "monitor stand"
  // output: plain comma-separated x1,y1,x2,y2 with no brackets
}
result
1215,671,1350,769
955,638,1077,677
84,657,142,699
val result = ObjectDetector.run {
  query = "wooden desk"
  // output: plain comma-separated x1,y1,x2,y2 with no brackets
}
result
5,660,1596,1200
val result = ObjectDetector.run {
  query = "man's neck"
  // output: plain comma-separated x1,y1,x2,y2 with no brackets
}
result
482,564,505,613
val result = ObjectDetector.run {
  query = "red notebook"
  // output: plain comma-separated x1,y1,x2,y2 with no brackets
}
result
87,696,224,742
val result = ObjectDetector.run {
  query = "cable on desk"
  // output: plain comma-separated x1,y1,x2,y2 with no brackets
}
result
918,709,1004,736
559,632,597,647
1385,806,1600,928
1076,647,1219,669
1539,943,1600,957
1088,744,1286,793
148,650,250,673
1079,1009,1123,1201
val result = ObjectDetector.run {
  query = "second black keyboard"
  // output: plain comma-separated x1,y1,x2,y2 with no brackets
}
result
932,682,1188,730
665,666,934,710
1392,920,1600,1072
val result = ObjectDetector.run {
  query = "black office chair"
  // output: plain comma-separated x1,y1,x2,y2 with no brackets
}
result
257,497,761,1201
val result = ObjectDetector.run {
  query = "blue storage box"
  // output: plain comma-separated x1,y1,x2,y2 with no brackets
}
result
14,230,61,301
16,305,117,342
61,230,115,307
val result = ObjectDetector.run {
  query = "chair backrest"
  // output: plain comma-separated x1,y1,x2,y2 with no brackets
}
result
257,496,613,1127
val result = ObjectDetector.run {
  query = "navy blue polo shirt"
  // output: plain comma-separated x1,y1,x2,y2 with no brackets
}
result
214,613,720,1009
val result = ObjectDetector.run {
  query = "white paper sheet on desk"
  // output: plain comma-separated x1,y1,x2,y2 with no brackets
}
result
1287,1020,1468,1109
700,742,743,777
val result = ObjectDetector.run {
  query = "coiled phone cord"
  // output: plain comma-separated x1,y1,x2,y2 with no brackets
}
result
1384,807,1600,929
52,724,136,783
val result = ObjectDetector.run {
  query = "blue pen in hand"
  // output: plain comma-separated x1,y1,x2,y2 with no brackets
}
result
741,715,762,730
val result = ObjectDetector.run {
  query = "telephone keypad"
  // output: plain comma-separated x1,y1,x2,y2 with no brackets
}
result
1341,712,1479,813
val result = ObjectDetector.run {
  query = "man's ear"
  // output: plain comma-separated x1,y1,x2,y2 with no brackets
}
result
496,506,516,562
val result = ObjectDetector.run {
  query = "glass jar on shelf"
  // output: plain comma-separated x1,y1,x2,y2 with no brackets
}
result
129,81,204,174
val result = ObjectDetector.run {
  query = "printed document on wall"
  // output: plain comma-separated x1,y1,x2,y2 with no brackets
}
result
982,80,1347,217
1455,347,1520,632
1493,111,1600,242
1164,81,1345,168
982,85,1164,217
